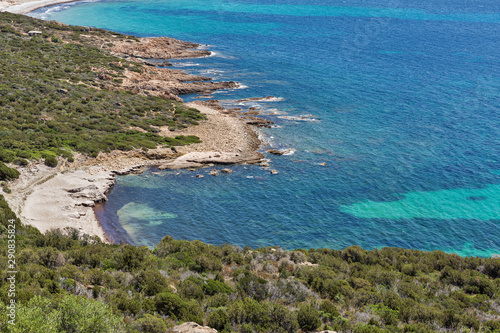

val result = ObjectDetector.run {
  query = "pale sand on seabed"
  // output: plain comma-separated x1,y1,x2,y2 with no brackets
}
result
3,103,262,243
0,0,78,14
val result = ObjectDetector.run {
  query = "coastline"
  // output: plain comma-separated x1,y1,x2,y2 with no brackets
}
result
5,100,265,243
0,0,79,14
1,6,267,243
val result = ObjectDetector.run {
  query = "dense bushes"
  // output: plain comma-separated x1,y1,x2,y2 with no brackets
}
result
0,12,205,162
7,295,124,333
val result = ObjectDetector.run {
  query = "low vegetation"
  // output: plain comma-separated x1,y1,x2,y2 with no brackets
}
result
0,195,499,332
0,12,204,164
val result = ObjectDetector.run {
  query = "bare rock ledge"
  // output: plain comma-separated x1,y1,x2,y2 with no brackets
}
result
158,151,264,170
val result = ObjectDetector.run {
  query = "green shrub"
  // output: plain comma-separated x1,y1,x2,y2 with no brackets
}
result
0,150,16,163
202,279,233,295
0,162,20,180
131,314,169,333
178,278,204,300
134,269,168,296
319,299,340,318
297,305,321,332
13,158,29,166
154,292,186,319
44,155,58,167
207,309,229,331
120,244,146,271
484,320,500,331
15,295,124,333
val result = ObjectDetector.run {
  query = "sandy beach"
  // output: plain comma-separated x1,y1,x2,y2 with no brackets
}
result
0,0,77,14
4,101,263,243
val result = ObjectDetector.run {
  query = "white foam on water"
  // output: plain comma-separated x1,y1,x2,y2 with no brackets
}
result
171,62,202,67
235,83,249,89
200,69,225,75
207,51,236,59
278,114,320,122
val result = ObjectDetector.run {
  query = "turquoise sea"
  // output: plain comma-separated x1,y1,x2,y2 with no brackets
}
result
31,0,500,256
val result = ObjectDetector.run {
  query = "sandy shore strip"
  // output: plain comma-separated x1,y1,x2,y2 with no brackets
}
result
0,0,78,14
3,102,263,242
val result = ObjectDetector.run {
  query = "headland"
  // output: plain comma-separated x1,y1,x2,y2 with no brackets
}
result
0,9,269,243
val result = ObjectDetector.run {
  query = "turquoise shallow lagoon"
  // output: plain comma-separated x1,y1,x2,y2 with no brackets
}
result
32,0,500,256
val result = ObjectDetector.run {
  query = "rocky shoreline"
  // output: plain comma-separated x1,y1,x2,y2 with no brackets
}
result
110,37,241,102
2,18,275,242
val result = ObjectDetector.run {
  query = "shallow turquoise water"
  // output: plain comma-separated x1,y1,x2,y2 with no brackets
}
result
32,0,500,256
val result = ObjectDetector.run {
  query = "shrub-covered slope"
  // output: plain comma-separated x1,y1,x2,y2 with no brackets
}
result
0,12,203,164
0,195,499,332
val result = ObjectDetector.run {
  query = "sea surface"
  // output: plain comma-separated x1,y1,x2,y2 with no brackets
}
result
31,0,500,256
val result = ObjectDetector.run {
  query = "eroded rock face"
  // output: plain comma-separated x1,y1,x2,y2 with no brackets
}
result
110,37,211,60
172,322,217,333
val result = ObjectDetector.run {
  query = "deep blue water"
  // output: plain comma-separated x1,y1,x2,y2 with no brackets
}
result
31,0,500,256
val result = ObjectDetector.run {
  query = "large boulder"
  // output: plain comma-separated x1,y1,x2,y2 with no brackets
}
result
172,322,217,333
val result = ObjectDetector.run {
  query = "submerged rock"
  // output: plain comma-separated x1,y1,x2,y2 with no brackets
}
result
266,148,295,156
242,116,274,128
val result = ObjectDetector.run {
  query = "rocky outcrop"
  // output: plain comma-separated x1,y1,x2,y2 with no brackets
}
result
266,148,296,156
242,116,274,128
158,151,264,170
65,184,108,206
236,96,279,102
122,66,238,102
266,149,283,155
110,37,211,60
158,161,204,170
172,322,217,333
